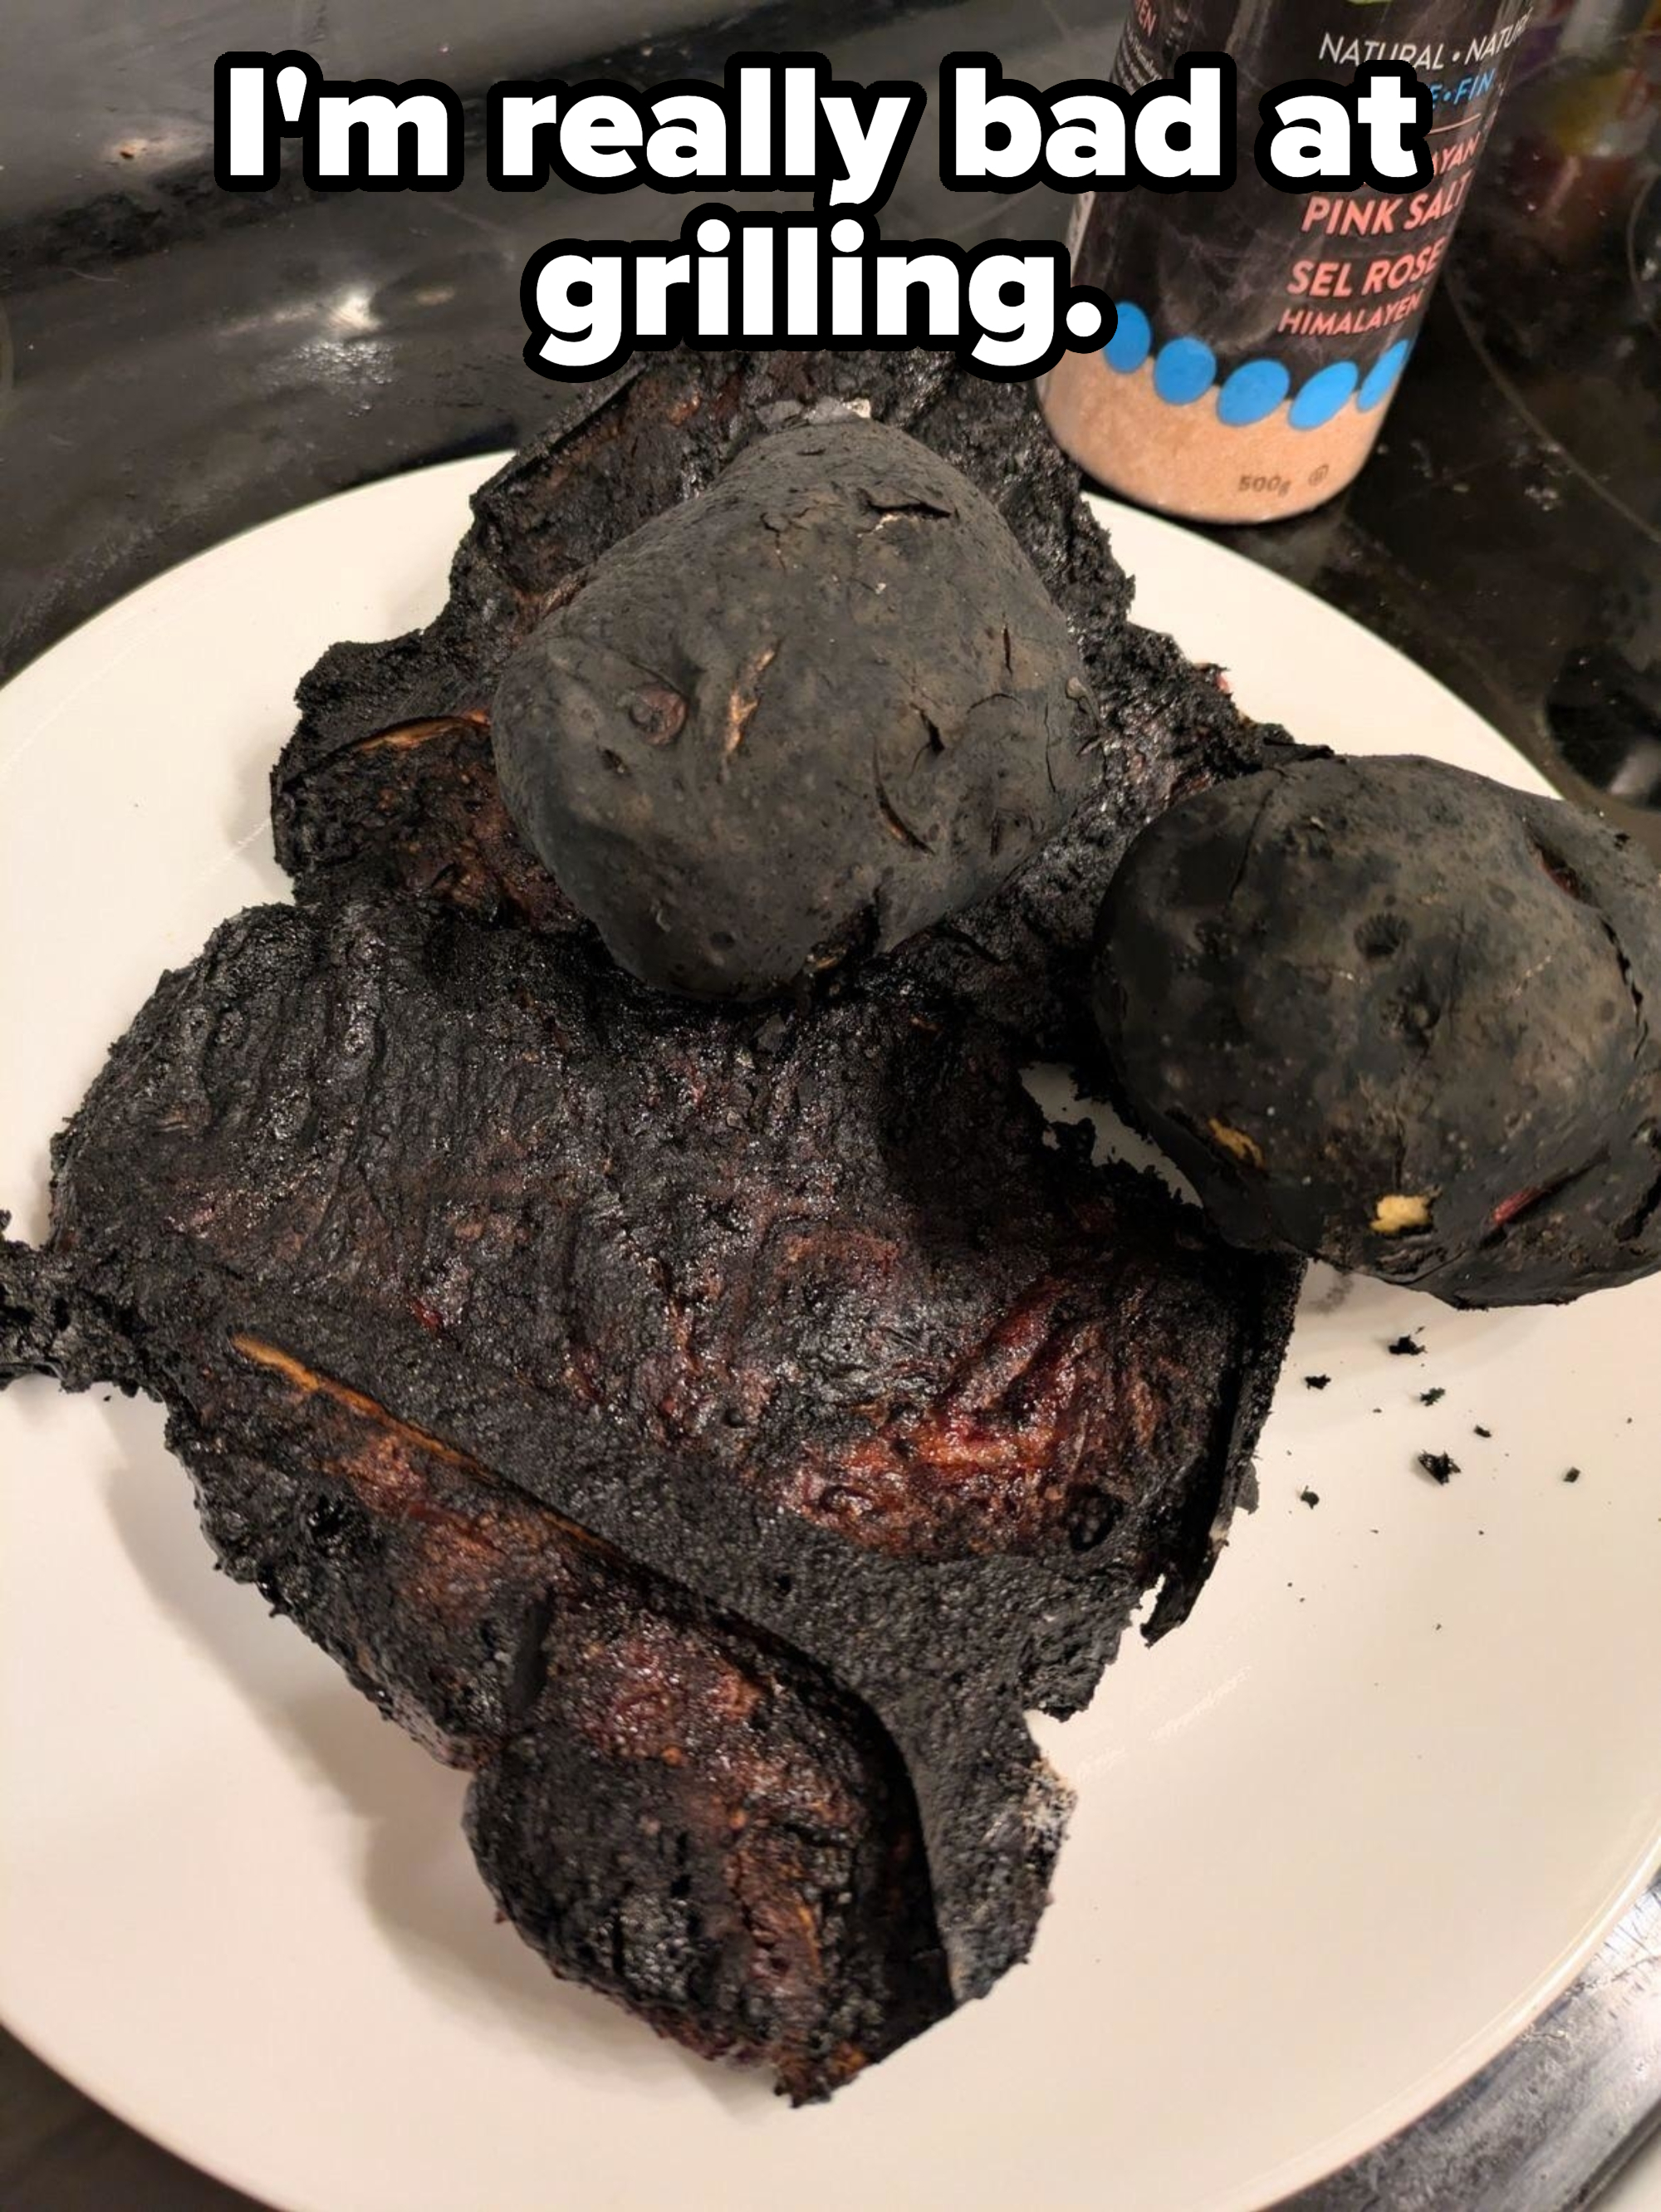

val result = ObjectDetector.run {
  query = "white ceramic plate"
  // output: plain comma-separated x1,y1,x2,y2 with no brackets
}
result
2,459,1658,2212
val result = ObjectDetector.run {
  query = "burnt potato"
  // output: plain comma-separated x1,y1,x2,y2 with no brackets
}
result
1094,753,1661,1307
492,412,1098,1000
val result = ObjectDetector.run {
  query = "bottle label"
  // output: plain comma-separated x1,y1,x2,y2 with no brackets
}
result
1070,0,1533,429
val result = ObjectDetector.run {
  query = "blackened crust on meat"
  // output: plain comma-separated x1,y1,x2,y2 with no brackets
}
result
3,350,1305,2095
36,899,1290,1577
161,1332,955,2096
0,1220,145,1395
272,350,1290,1060
463,1575,955,2102
2,893,1296,2083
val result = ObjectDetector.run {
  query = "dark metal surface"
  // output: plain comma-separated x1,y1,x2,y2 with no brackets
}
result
3,0,1659,2205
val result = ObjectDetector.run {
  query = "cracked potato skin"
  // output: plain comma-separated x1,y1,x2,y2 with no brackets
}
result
492,418,1097,1002
1095,753,1661,1307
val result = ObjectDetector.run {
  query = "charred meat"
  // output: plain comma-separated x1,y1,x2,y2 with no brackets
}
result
3,894,1297,2090
1,352,1307,2097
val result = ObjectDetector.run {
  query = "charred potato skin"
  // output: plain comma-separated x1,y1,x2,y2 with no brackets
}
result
492,416,1097,1002
1094,754,1661,1307
273,346,1292,1066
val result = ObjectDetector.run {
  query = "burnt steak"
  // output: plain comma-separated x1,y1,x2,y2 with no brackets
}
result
2,353,1305,2097
272,349,1289,1060
2,893,1297,2093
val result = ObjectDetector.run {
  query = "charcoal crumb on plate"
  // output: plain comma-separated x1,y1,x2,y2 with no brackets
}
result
1299,1488,1320,1507
1419,1386,1446,1405
1474,1425,1492,1438
1418,1451,1460,1484
1389,1335,1426,1357
1304,1374,1331,1390
1563,1466,1582,1484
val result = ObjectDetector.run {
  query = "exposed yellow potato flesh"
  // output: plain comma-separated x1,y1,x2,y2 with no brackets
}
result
1207,1118,1264,1170
1371,1193,1433,1235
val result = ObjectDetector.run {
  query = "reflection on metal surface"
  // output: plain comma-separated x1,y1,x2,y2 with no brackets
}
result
1439,21,1661,843
1447,26,1661,541
329,286,380,335
1550,563,1661,803
1631,169,1661,333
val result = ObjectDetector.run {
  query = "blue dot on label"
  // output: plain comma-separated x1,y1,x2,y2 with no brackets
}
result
1217,358,1291,428
1358,339,1413,413
1289,360,1360,431
1104,302,1150,375
1154,336,1217,406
